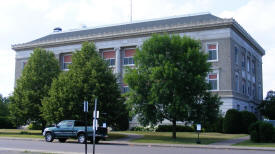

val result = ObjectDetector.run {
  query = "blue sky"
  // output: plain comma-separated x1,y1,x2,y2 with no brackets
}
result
0,0,274,98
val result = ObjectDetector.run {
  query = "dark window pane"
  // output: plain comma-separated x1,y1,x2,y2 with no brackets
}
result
124,58,128,65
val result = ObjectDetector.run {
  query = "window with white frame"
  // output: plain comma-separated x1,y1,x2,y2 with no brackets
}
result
123,49,135,65
103,50,116,66
207,43,218,61
208,73,218,90
62,54,72,70
235,73,239,92
234,46,238,64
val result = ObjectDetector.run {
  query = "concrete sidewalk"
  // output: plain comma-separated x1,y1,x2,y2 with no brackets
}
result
210,136,250,146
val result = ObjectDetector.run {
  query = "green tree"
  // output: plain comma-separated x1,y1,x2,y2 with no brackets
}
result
259,90,275,120
189,92,223,132
10,48,60,130
0,94,14,128
124,34,211,138
42,42,129,130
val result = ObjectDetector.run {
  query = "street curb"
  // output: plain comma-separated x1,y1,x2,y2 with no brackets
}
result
0,147,82,154
101,141,275,151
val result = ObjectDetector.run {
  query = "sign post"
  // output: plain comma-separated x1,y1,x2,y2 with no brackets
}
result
196,124,201,144
83,101,88,154
93,98,98,154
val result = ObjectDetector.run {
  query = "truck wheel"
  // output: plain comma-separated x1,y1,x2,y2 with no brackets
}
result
58,138,67,143
78,133,86,144
45,132,54,142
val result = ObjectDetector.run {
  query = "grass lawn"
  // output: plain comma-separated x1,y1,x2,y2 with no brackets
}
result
234,140,275,147
0,129,126,141
117,131,247,145
0,129,42,138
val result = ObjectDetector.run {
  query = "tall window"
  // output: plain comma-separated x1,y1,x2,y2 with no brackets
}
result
103,51,116,66
247,57,250,72
247,81,251,96
124,49,135,65
252,84,256,98
237,104,240,111
252,60,256,74
63,54,72,70
207,43,218,61
235,73,239,92
242,79,246,95
234,46,238,64
208,73,218,90
241,53,245,68
22,61,28,69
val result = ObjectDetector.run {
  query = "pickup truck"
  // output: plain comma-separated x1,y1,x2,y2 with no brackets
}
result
43,120,107,144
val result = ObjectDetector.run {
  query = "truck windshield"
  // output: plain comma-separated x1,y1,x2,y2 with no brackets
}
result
57,121,73,128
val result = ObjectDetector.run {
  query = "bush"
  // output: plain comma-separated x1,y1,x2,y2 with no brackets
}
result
155,125,194,132
249,121,274,142
223,109,242,133
28,122,43,130
241,111,257,134
213,117,224,133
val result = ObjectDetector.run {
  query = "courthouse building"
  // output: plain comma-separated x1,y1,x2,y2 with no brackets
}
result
12,13,265,117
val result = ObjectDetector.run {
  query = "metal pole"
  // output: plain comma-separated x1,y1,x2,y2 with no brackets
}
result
93,98,97,154
85,109,87,154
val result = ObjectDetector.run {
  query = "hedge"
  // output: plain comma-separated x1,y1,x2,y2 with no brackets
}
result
249,121,274,143
223,109,242,133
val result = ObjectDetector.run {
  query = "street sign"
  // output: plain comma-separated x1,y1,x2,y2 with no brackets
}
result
84,101,88,112
196,124,201,131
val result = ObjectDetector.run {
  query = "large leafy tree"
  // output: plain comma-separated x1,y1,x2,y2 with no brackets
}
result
124,34,211,138
10,48,60,129
259,90,275,120
42,42,129,130
0,94,14,128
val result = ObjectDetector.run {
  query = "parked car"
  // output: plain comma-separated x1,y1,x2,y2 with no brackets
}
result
43,120,107,144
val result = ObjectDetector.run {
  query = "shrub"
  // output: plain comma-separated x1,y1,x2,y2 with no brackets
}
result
223,109,242,133
213,117,224,133
259,122,273,142
249,121,274,142
241,111,257,134
28,122,43,130
155,125,194,132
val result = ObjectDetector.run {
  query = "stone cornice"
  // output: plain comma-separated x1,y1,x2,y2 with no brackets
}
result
12,19,265,55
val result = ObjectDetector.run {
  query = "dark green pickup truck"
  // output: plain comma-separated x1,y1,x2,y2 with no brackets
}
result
42,120,107,144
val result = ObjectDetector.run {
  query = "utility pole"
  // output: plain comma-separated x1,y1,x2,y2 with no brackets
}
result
83,101,88,154
93,98,98,154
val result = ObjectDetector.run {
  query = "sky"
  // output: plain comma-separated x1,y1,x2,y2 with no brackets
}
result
0,0,274,98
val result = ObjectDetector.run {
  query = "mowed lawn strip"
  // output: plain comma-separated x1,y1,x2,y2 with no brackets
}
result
117,131,247,145
0,129,126,141
234,140,275,147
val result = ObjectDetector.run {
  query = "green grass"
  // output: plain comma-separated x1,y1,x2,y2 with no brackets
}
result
234,140,275,147
117,131,247,145
0,129,42,138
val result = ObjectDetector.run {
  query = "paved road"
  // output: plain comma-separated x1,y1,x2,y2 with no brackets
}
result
0,138,274,154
